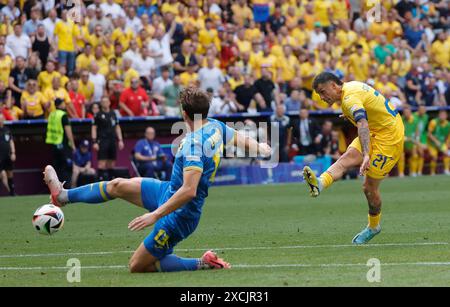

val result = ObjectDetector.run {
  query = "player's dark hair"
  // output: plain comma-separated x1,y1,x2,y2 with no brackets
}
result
180,87,211,121
313,72,343,91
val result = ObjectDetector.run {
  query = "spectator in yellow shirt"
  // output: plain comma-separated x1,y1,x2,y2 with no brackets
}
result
161,0,179,15
58,65,70,89
76,43,95,74
348,44,370,82
74,17,91,50
290,20,309,50
21,79,48,119
180,65,198,87
198,18,221,54
285,5,299,29
231,0,253,27
277,45,300,85
93,45,109,76
331,0,349,23
0,43,13,86
111,16,135,51
313,0,332,32
386,12,403,43
38,61,62,92
54,10,77,76
299,53,323,97
377,55,395,77
89,24,106,49
44,76,76,117
336,20,358,50
122,58,140,88
245,20,262,42
431,32,450,69
258,44,279,81
303,2,316,31
78,70,95,105
235,28,252,54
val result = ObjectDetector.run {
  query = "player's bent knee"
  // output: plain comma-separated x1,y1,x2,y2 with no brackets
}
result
128,259,157,273
107,178,129,197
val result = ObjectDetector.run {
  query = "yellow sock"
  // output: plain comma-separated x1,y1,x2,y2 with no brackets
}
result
319,172,334,189
418,157,424,174
368,213,381,229
430,160,437,175
444,157,449,172
409,155,418,174
398,154,405,175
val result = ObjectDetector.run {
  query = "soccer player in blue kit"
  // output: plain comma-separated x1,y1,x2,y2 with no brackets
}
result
44,88,272,273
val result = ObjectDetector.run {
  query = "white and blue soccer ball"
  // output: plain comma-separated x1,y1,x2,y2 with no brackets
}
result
32,204,65,235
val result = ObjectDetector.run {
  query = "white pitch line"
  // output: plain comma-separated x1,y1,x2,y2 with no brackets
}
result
177,242,449,252
2,262,450,271
0,242,447,259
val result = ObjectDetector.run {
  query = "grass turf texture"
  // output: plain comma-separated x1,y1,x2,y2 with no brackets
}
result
0,175,449,286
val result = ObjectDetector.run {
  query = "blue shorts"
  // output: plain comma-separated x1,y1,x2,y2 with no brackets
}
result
141,178,198,259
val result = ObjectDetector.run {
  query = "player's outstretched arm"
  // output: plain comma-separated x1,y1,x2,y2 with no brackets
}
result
233,131,272,158
357,118,371,176
128,170,202,231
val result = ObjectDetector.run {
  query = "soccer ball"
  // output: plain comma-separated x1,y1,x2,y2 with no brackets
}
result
32,204,65,235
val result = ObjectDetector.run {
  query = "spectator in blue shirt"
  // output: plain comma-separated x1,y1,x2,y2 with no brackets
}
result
71,140,96,188
284,90,305,112
404,22,425,49
23,7,42,36
134,127,172,180
137,0,158,17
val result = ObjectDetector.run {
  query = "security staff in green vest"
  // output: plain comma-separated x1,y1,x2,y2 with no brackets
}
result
46,98,76,187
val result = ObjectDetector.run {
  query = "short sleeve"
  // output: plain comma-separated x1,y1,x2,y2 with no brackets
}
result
134,140,144,154
428,119,436,133
343,95,366,122
216,120,236,146
93,113,99,126
183,140,204,173
61,114,69,126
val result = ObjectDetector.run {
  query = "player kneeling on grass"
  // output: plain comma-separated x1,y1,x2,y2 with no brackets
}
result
303,72,404,245
44,87,271,273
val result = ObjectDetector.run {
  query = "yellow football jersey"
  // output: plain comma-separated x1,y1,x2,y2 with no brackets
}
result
341,81,404,146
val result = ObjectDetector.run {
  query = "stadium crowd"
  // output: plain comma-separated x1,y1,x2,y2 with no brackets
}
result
0,0,449,193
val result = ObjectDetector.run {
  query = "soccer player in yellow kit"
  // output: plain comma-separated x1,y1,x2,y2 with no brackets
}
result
303,72,404,244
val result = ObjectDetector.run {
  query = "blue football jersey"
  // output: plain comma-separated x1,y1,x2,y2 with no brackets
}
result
167,118,236,220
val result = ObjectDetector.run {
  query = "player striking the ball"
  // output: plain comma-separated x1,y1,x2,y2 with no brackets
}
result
44,88,271,273
303,72,404,244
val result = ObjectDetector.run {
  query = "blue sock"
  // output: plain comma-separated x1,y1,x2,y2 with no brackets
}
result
67,181,114,204
156,254,200,272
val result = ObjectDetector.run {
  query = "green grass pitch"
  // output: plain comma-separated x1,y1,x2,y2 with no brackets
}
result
1,175,450,286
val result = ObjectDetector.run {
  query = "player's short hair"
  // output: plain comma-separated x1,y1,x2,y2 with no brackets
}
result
180,87,211,121
313,72,343,91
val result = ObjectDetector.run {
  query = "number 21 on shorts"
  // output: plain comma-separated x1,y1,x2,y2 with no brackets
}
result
372,154,392,170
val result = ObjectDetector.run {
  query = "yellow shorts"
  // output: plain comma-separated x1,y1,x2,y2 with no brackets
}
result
349,137,404,179
427,144,448,159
